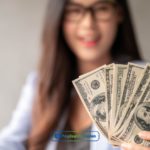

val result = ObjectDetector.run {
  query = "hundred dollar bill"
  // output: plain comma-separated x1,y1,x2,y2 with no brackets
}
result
114,63,144,131
114,64,150,137
117,75,150,147
105,64,114,137
104,64,122,146
110,64,127,135
79,65,106,84
72,66,108,138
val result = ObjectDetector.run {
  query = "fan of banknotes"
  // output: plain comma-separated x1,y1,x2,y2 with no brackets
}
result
72,63,150,147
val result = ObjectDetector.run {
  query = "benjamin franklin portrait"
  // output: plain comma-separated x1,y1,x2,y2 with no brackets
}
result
135,102,150,131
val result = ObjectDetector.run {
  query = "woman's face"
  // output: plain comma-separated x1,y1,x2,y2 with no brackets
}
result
63,0,122,62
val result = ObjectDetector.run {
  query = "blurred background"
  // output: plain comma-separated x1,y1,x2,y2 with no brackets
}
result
0,0,150,129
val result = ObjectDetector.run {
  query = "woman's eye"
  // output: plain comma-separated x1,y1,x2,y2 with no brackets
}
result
95,4,112,12
65,8,82,14
97,6,109,11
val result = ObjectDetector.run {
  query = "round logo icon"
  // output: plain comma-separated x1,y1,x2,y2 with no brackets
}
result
91,80,100,90
134,135,143,144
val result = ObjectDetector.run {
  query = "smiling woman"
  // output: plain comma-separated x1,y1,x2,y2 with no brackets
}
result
0,0,149,150
63,0,122,66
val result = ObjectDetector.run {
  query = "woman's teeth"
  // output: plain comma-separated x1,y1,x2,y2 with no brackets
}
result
82,37,98,42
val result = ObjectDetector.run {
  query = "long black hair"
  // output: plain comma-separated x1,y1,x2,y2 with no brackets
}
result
111,0,142,63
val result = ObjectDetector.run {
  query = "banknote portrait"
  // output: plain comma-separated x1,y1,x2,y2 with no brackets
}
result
135,102,150,131
90,93,106,122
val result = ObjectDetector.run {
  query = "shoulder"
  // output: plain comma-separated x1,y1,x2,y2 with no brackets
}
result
22,71,39,95
16,71,39,110
25,71,38,86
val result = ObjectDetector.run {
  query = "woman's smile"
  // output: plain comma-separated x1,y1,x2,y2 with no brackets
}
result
78,35,100,48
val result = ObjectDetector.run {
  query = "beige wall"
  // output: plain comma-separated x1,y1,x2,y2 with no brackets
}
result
0,0,48,128
129,0,150,61
0,0,150,129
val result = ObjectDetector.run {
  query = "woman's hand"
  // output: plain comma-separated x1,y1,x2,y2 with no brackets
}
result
121,131,150,150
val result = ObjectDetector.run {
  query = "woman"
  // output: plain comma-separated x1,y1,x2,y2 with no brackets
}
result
0,0,149,150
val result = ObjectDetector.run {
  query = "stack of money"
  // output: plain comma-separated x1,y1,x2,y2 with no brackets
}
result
72,63,150,147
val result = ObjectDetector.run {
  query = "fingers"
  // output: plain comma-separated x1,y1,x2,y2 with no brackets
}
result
121,143,132,150
120,131,150,150
138,131,150,141
121,143,150,150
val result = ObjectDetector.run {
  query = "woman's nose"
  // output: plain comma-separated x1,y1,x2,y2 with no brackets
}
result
78,12,96,29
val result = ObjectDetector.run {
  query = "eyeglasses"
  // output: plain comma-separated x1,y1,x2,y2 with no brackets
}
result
64,1,117,22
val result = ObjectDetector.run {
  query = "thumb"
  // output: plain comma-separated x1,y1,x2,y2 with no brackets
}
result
138,131,150,140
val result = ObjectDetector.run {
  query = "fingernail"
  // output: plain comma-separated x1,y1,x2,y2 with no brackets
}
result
121,143,131,149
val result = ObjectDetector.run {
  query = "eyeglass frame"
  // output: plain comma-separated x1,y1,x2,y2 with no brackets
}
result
63,1,118,22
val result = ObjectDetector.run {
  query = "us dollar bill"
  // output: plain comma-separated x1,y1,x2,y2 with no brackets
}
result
117,75,150,147
110,64,127,134
72,62,150,147
79,65,106,84
114,63,144,131
105,64,114,137
72,66,108,138
105,64,122,146
114,64,150,136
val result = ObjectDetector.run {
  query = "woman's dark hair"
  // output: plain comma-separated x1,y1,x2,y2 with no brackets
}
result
27,0,142,149
111,0,142,63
